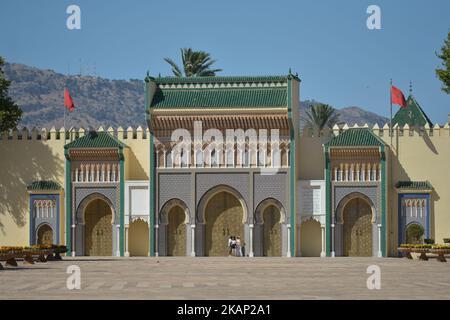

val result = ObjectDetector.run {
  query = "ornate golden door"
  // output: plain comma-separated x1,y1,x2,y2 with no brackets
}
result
167,206,186,256
263,206,282,256
343,198,372,257
205,192,244,256
84,199,113,256
37,225,53,245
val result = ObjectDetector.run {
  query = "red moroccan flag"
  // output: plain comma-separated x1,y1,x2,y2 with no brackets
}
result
64,88,75,112
391,85,407,108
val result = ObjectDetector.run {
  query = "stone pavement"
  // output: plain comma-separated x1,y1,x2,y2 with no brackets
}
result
1,256,450,299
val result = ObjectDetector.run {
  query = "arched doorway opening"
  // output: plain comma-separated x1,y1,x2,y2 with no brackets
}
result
254,198,285,257
262,205,282,256
37,224,53,245
300,219,321,257
84,198,113,256
129,219,149,256
204,191,244,256
167,206,187,256
405,223,424,244
342,197,373,257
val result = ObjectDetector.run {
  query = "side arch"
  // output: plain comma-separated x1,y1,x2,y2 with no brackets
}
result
76,192,116,225
336,192,376,224
74,193,116,256
36,223,54,245
254,198,286,257
335,193,376,257
159,198,190,256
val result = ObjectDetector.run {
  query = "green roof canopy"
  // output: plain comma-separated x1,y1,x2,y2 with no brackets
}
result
395,181,433,191
151,88,287,109
325,128,386,147
27,180,62,191
64,131,125,149
392,95,433,127
147,75,298,109
152,75,296,84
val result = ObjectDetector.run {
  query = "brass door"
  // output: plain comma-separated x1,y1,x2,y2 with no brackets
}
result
37,225,53,245
167,206,186,256
263,206,282,256
205,192,244,256
84,199,113,256
343,198,372,257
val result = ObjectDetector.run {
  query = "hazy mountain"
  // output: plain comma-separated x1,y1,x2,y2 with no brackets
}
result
4,62,388,129
4,63,146,129
300,101,388,127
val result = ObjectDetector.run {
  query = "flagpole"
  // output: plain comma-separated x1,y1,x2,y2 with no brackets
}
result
389,79,393,256
390,79,393,140
64,96,67,145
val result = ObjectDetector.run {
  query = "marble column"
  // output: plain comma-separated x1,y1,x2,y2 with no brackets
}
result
331,223,336,257
125,225,130,257
71,224,76,257
286,224,291,258
155,224,159,257
377,224,382,257
320,224,326,258
116,225,121,257
190,224,196,257
249,224,254,257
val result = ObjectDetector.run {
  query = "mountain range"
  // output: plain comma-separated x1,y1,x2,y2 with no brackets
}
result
4,62,388,129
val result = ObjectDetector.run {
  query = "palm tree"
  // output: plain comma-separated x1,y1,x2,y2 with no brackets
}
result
164,48,222,77
303,103,340,131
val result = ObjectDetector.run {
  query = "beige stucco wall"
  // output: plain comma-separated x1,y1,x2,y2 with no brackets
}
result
119,127,150,181
1,125,449,255
298,125,450,255
0,127,150,247
381,126,450,254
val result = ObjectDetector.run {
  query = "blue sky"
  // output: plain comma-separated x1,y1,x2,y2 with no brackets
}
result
1,0,449,123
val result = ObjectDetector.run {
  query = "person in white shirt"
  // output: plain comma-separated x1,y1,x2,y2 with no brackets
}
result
235,236,242,257
228,236,233,256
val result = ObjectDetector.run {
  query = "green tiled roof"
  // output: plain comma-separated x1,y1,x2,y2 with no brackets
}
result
151,75,296,85
151,87,288,109
325,128,386,147
64,131,125,149
396,181,433,191
147,75,297,109
392,95,433,127
27,180,62,191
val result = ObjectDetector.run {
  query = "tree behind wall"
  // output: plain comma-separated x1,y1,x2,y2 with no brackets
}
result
303,103,340,131
0,56,22,132
436,31,450,94
164,48,222,77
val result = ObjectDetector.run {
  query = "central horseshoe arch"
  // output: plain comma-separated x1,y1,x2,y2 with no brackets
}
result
197,185,248,257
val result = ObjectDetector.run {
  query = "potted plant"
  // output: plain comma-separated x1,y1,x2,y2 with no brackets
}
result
443,238,450,244
424,238,435,245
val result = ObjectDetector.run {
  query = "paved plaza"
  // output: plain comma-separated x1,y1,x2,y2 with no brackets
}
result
1,256,450,300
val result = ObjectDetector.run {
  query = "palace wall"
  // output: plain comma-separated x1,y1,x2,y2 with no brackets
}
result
1,123,449,255
0,127,150,246
298,124,450,254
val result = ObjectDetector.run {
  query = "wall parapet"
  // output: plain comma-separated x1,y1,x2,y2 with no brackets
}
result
299,123,450,138
1,123,449,141
0,126,151,142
